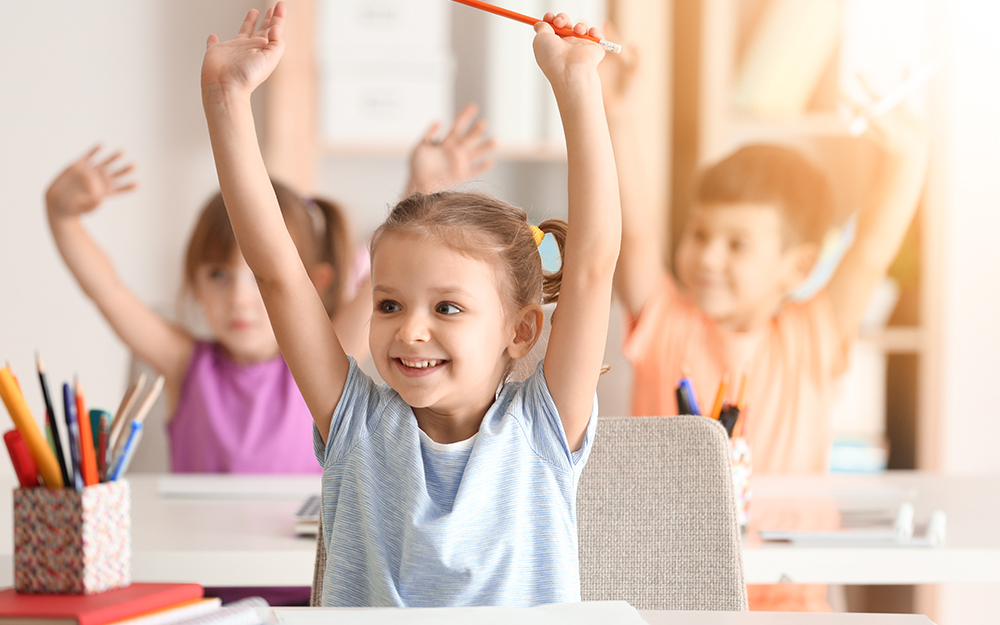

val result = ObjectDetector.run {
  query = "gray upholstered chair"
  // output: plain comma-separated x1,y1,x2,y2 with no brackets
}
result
310,415,747,610
577,415,747,610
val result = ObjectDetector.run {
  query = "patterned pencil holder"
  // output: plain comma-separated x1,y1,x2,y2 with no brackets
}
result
729,437,752,529
13,480,131,594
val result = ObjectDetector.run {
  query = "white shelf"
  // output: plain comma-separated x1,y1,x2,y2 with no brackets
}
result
322,140,567,163
859,326,924,354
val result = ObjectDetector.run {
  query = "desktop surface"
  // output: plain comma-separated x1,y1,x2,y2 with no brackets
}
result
0,471,995,589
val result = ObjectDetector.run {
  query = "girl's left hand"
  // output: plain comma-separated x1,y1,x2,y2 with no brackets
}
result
202,2,286,99
533,13,606,92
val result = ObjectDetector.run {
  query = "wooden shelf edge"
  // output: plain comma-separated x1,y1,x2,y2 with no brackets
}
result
321,140,567,163
859,326,925,354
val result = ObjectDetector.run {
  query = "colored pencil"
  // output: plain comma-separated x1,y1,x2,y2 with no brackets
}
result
4,429,40,487
0,367,64,488
107,373,146,467
36,354,71,486
708,375,728,421
111,375,163,462
75,378,99,486
62,382,84,490
450,0,621,53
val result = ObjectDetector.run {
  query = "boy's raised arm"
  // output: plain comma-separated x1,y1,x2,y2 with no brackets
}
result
598,32,667,320
535,15,621,450
201,3,348,441
825,107,930,345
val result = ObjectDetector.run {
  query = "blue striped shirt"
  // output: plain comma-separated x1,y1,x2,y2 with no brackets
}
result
313,357,598,607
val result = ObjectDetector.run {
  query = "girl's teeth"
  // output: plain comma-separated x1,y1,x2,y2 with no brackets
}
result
402,359,441,369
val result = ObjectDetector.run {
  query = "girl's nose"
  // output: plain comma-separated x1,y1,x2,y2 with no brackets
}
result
396,312,430,344
230,268,261,307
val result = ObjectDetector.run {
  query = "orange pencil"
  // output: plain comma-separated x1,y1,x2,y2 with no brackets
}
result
736,372,748,409
708,375,728,421
450,0,621,53
75,378,99,486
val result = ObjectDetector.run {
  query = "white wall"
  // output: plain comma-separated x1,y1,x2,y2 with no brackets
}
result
931,1,1000,622
0,1,258,481
0,1,635,484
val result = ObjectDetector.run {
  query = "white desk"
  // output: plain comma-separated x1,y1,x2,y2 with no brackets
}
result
273,607,937,624
0,472,995,588
742,472,1000,585
640,612,934,624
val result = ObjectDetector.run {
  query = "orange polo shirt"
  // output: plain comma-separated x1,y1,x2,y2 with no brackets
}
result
623,274,848,474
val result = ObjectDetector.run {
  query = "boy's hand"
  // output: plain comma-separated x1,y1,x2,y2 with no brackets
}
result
597,23,639,117
408,103,497,195
851,73,931,162
202,3,285,100
46,145,136,218
533,14,606,94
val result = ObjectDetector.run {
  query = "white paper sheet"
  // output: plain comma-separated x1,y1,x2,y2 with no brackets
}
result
273,601,646,625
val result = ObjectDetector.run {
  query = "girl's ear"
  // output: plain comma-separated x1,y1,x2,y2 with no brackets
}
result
508,303,545,359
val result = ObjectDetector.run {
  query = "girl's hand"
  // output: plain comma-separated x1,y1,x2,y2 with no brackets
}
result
407,103,497,195
533,13,606,94
45,145,136,218
202,3,286,100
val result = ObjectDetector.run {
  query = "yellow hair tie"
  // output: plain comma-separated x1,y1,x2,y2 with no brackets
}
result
529,225,545,247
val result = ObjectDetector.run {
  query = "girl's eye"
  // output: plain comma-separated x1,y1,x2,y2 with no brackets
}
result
436,302,461,315
377,300,401,314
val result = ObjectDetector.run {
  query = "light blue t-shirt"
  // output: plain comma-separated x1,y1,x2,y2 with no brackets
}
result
313,357,598,607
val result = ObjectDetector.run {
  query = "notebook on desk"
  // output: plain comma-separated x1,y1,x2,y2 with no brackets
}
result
156,475,321,500
758,502,947,547
293,494,320,536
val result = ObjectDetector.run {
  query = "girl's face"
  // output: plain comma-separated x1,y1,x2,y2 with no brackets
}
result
192,250,279,364
369,232,518,425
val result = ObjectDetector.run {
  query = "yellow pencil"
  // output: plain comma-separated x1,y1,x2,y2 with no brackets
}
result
0,367,64,488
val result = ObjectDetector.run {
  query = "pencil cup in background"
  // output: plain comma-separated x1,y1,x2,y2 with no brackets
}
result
729,437,751,530
13,480,130,594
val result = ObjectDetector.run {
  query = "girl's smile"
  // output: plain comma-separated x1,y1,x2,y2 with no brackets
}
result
369,232,518,438
394,357,449,377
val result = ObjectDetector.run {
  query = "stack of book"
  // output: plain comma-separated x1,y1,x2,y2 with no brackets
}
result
0,583,264,625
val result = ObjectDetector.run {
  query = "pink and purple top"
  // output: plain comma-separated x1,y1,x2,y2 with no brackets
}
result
168,341,321,473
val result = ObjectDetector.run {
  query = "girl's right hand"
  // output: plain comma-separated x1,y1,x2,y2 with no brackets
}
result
201,3,285,101
45,145,136,218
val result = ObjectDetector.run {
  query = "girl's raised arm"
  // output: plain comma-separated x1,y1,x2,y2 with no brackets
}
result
534,14,621,450
201,3,348,441
45,146,194,398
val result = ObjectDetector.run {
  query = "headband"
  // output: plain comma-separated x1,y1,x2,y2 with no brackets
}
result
529,225,545,247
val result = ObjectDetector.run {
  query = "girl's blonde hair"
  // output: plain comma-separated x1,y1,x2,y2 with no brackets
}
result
370,192,568,318
183,180,353,316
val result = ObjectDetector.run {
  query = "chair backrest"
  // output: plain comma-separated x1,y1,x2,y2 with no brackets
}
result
310,415,747,610
310,518,325,606
577,415,747,610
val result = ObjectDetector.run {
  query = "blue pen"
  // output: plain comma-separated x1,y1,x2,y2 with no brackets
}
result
679,376,701,416
62,383,84,490
108,420,143,481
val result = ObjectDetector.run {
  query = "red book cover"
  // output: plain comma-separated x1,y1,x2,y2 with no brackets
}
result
0,583,204,625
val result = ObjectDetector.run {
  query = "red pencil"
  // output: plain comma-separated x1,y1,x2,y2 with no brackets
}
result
451,0,621,53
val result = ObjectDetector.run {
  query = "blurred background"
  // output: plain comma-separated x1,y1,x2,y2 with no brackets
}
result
1,1,999,621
